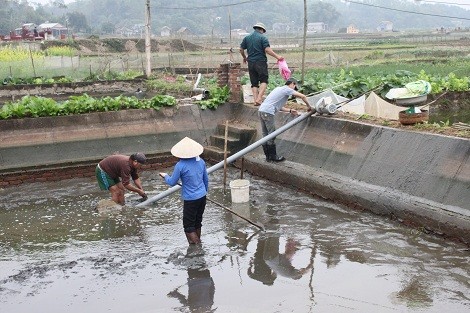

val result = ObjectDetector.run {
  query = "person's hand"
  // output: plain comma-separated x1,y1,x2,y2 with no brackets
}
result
289,108,298,116
159,173,167,178
138,193,148,202
278,56,284,61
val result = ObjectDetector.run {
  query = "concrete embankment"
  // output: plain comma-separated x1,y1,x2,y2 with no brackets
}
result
0,103,468,244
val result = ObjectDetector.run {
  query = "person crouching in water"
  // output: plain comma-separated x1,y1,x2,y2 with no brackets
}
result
258,77,312,162
160,137,209,244
96,153,147,205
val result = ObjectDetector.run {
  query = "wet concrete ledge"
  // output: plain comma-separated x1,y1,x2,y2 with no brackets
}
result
0,103,469,244
238,156,469,244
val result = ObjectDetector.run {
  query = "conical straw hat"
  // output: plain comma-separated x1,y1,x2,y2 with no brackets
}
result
170,137,204,158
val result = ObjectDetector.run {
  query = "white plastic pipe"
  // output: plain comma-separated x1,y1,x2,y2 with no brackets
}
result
137,111,314,207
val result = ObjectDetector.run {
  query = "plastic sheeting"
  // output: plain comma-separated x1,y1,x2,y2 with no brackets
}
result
299,89,349,108
277,58,292,80
338,91,428,120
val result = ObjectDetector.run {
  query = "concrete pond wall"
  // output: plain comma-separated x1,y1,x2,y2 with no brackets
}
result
1,103,469,244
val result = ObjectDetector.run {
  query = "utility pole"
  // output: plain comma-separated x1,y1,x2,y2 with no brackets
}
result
301,0,307,83
145,0,151,77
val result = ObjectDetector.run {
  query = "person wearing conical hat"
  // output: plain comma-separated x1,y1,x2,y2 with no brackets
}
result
240,22,283,106
160,137,209,244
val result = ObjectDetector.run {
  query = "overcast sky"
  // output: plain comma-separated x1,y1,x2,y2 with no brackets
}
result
30,0,470,9
32,0,74,5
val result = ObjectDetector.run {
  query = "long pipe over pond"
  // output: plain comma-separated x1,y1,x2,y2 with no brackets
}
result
137,111,315,207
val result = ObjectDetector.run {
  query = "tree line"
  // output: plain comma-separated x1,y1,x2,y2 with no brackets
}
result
0,0,468,37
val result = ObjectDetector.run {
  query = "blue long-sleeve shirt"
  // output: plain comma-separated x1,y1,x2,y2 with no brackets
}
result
164,157,209,201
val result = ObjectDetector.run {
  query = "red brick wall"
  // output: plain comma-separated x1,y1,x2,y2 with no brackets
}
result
217,62,241,103
0,155,175,188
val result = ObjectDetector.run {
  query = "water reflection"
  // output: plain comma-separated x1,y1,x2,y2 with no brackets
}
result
167,245,216,312
248,235,314,285
0,172,468,313
392,276,433,309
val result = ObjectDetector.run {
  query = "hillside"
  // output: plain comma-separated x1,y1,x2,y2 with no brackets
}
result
41,38,202,54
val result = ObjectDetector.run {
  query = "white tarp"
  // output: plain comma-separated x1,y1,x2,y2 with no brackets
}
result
338,95,366,115
300,89,349,108
364,91,404,120
338,91,427,120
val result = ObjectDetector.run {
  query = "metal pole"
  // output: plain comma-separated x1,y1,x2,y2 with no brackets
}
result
223,120,229,193
137,111,314,207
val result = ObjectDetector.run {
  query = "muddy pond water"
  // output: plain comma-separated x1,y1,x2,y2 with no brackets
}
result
0,169,469,313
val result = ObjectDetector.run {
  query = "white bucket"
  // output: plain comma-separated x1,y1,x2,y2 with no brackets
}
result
242,84,254,104
229,179,250,203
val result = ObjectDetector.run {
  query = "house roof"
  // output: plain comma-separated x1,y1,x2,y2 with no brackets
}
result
38,23,66,29
177,27,189,33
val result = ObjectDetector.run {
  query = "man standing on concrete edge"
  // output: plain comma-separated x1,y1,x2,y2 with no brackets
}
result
96,153,148,205
240,22,283,106
259,77,312,162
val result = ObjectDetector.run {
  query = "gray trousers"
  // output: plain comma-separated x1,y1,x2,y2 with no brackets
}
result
259,111,276,145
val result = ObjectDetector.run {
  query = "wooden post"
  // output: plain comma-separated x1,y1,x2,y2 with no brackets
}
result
145,0,152,77
223,120,229,194
301,0,307,83
28,44,36,77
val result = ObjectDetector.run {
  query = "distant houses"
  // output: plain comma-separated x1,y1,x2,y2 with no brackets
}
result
115,24,145,38
176,27,191,38
307,22,328,33
347,24,359,34
161,26,171,37
116,26,134,37
230,28,249,38
38,23,68,39
377,21,394,32
160,26,194,38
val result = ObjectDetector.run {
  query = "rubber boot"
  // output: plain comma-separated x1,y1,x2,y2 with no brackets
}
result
268,144,285,162
262,144,270,161
185,231,201,244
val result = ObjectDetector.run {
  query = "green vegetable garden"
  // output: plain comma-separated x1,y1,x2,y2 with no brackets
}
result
0,36,468,123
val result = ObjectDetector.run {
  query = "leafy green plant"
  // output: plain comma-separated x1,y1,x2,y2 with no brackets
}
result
0,93,180,120
2,102,27,118
63,94,100,114
365,50,384,60
146,75,193,94
147,95,177,109
19,96,61,117
196,86,229,110
300,67,469,99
